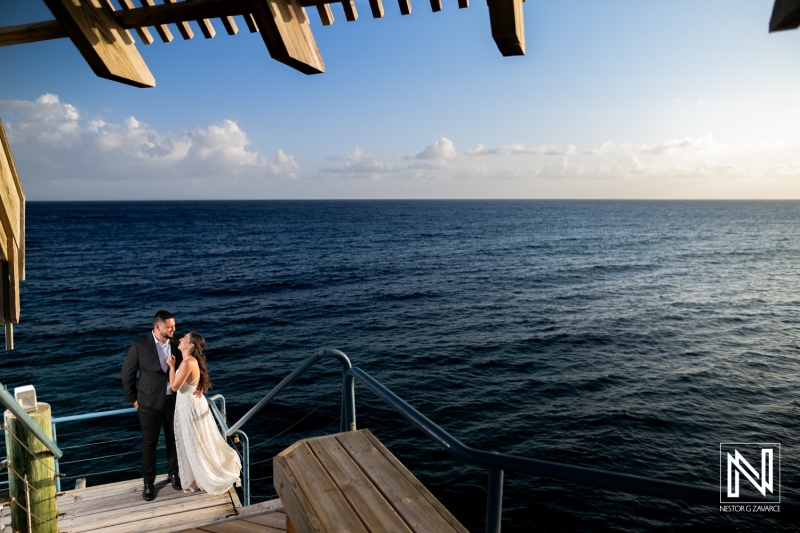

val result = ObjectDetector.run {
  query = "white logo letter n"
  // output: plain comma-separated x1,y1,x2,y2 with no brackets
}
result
727,448,773,497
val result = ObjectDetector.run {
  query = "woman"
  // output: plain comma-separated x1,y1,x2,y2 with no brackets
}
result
166,332,241,494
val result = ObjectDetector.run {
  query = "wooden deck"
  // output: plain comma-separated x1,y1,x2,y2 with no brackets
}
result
4,475,288,533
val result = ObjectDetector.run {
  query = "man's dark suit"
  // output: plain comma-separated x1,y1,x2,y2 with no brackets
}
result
121,333,182,485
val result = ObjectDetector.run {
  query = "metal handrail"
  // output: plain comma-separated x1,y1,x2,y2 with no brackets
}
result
228,350,796,533
0,382,62,458
49,399,251,504
225,348,355,437
208,394,250,506
51,407,137,492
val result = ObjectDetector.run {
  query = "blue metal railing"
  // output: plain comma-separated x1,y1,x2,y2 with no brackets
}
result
52,407,137,492
51,399,249,504
207,394,250,505
228,348,797,533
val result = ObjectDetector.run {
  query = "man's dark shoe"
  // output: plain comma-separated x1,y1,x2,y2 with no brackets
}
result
169,474,181,491
143,483,155,502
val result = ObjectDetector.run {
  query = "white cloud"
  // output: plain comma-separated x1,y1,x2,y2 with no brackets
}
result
321,147,396,179
416,137,457,161
0,94,297,184
464,143,577,157
587,140,613,156
637,134,716,155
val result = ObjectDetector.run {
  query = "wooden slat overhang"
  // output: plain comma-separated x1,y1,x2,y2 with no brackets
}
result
0,119,25,350
0,0,527,86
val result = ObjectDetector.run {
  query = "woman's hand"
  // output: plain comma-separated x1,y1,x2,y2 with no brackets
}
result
166,354,176,368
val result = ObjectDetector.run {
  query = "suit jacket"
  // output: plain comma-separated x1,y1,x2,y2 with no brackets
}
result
121,332,182,411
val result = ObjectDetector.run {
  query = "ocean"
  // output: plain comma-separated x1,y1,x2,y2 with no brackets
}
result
2,200,798,531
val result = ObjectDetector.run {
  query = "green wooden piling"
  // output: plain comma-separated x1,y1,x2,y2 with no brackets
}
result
3,402,57,533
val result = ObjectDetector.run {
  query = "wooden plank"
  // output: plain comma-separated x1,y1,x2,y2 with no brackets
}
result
244,13,259,32
42,0,155,87
342,0,358,21
221,16,239,35
487,0,525,56
251,0,325,75
174,507,287,533
59,499,235,532
273,444,321,533
307,436,412,533
429,0,442,13
235,498,284,516
457,0,468,8
336,431,463,533
0,20,66,47
360,430,469,533
198,519,273,533
57,481,192,514
141,0,175,43
368,0,385,18
274,440,368,533
187,0,217,39
58,487,228,518
242,511,287,529
316,4,334,26
119,0,154,45
165,0,195,40
770,0,800,31
398,0,412,15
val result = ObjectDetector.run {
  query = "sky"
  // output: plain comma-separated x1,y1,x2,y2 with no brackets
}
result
1,0,800,200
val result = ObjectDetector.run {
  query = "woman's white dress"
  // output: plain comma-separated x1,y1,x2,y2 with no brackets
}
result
174,377,241,494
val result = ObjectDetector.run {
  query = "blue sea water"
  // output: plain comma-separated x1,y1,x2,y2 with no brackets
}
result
2,200,799,531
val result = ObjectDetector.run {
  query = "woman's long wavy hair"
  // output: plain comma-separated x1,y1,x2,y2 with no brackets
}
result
185,331,212,393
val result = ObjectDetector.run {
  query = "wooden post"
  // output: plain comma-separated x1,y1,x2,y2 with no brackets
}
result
4,403,58,533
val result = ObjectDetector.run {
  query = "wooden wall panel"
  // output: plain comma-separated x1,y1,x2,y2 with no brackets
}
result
0,119,24,328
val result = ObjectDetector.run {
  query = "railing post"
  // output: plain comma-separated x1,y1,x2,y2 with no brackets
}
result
51,422,60,493
236,431,250,506
486,468,504,533
342,370,356,432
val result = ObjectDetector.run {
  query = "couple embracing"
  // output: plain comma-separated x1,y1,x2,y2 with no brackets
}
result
121,310,241,501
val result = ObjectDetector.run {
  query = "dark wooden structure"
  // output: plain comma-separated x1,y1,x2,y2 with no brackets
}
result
0,0,528,87
0,119,24,351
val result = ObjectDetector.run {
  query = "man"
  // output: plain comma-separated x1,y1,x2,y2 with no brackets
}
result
121,310,182,501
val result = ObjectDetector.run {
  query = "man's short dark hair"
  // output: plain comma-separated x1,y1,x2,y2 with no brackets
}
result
153,310,174,326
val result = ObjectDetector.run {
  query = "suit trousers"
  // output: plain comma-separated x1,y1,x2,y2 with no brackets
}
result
138,394,178,485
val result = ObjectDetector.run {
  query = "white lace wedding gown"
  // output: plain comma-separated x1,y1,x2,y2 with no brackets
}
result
174,377,241,494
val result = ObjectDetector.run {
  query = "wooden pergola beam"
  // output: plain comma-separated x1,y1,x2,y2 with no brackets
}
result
0,21,65,47
141,0,174,43
0,0,526,78
119,0,154,44
42,0,155,87
368,0,385,18
770,0,800,31
317,4,335,26
487,0,525,56
251,0,325,74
